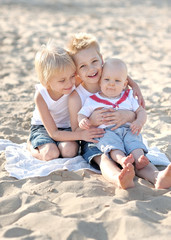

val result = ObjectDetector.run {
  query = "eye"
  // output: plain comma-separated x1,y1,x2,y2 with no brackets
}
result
80,65,85,69
71,74,76,78
59,79,65,83
92,59,98,63
115,79,120,82
104,78,110,81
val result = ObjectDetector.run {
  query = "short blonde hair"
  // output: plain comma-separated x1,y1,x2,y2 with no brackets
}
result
67,32,100,56
35,39,76,86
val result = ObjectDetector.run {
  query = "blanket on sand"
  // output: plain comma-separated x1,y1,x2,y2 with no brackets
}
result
0,139,170,180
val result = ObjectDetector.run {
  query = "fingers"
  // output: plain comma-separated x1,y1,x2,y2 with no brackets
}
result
111,123,121,130
130,125,141,135
90,139,99,143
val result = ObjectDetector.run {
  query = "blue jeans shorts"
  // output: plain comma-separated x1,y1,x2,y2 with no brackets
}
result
29,125,72,149
96,126,148,155
81,141,102,170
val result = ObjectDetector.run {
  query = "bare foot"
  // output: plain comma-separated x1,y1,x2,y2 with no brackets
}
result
155,164,171,189
121,154,134,168
115,163,135,189
135,155,149,170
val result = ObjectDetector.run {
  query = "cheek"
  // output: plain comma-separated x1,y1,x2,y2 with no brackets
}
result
78,70,84,77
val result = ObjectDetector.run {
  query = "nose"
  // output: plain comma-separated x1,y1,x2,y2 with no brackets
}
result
109,81,115,86
89,63,96,71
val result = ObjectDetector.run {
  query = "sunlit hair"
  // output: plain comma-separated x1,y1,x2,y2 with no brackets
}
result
67,32,101,56
35,39,76,87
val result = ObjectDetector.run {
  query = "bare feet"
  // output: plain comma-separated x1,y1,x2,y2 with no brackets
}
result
155,164,171,189
121,154,134,168
135,155,149,170
115,163,135,189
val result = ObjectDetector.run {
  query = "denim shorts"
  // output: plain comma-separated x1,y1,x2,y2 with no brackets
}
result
96,126,148,155
29,125,72,149
80,141,102,170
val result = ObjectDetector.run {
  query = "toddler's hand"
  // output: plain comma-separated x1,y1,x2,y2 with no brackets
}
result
79,118,91,129
130,120,143,135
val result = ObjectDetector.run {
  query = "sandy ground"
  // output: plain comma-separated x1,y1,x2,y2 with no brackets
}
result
0,0,171,239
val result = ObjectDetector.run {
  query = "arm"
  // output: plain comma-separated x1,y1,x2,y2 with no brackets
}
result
68,90,82,132
36,92,103,142
78,113,91,129
130,106,147,135
89,107,136,130
68,90,105,141
127,75,145,108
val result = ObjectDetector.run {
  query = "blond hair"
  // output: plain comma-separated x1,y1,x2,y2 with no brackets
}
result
35,39,76,86
67,32,100,56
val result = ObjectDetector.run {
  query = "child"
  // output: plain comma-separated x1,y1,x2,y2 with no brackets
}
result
27,40,104,161
67,32,171,189
78,58,149,170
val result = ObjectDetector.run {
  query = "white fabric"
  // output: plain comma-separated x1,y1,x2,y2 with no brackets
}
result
31,84,73,128
0,139,170,180
78,90,139,128
75,84,93,106
0,139,100,179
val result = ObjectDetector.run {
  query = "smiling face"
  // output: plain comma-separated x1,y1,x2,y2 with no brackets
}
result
100,59,128,98
73,46,103,85
47,65,76,99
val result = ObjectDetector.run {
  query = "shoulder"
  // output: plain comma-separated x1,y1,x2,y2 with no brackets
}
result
69,89,80,101
68,89,82,109
34,91,44,105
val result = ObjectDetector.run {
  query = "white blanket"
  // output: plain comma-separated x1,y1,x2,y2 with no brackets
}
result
0,139,170,180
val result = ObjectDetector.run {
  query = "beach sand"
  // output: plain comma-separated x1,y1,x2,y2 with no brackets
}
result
0,0,171,239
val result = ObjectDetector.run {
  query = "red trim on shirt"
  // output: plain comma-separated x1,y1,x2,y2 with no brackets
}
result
90,89,130,109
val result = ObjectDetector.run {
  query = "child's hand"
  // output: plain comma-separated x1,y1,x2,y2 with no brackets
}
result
81,128,105,143
89,107,108,126
132,84,145,108
130,120,143,135
79,118,91,129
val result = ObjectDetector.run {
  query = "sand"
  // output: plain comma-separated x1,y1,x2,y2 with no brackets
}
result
0,0,171,239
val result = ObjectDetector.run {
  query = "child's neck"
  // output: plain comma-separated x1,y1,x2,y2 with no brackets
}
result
82,82,100,93
47,88,63,101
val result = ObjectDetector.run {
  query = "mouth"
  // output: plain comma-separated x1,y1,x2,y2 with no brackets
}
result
64,86,72,91
107,88,115,90
88,72,98,78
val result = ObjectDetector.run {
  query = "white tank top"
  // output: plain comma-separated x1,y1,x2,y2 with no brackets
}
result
75,84,93,106
31,84,73,128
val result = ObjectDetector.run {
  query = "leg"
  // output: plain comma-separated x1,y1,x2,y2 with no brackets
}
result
28,142,60,161
94,154,135,189
136,162,171,189
110,149,134,168
131,148,149,169
58,141,79,158
28,125,60,160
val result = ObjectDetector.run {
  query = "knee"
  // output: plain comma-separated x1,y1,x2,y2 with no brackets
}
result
41,146,60,161
60,142,79,158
